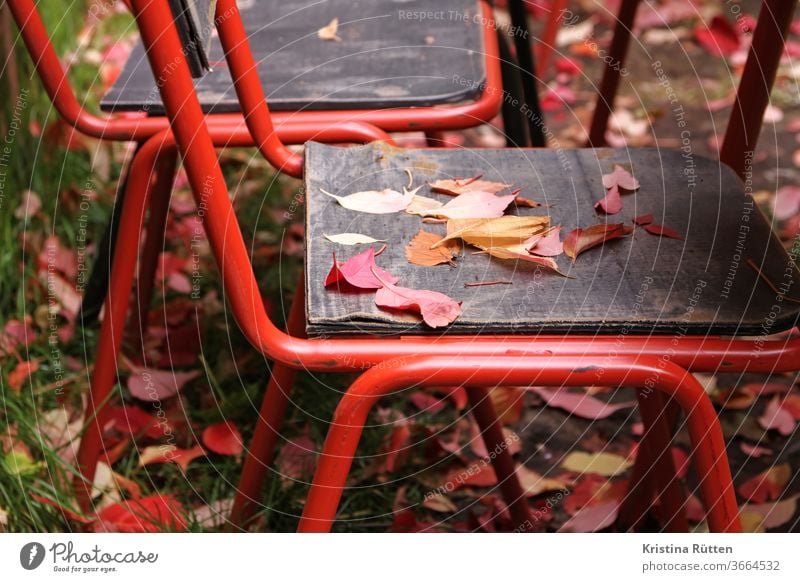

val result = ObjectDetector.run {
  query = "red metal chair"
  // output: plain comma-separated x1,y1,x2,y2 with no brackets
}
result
73,0,799,535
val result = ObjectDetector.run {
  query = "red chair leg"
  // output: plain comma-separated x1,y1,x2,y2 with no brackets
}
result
74,136,169,509
618,390,687,531
128,148,178,356
464,386,531,530
229,279,306,528
298,355,740,533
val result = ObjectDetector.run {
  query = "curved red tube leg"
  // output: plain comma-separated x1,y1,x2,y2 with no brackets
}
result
229,279,307,528
298,356,740,533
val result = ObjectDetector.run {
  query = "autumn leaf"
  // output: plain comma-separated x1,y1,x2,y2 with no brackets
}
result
633,213,654,226
561,451,632,477
695,15,740,56
489,386,525,425
317,18,341,41
429,175,510,196
601,165,640,191
325,247,399,290
740,442,773,459
93,494,187,533
321,185,420,214
516,465,566,497
420,190,519,220
564,474,628,516
202,421,244,456
105,405,168,439
739,495,799,532
529,386,635,420
595,184,622,214
758,396,796,436
138,444,206,472
477,245,568,276
372,269,461,328
528,226,564,257
737,464,791,504
405,195,443,216
643,223,683,239
275,434,318,481
8,360,38,392
14,189,42,219
438,215,550,248
323,233,387,245
127,366,201,400
563,223,633,263
405,229,460,266
559,501,619,532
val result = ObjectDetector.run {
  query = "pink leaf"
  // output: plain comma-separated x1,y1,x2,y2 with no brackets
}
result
529,386,634,420
14,190,42,219
564,223,633,263
374,278,462,328
421,190,518,220
559,500,619,532
773,186,800,221
740,442,774,459
633,213,654,226
595,184,623,214
695,15,741,57
643,224,683,240
202,421,244,456
325,247,399,290
529,226,564,257
127,366,201,400
758,396,796,436
601,165,640,191
410,392,447,414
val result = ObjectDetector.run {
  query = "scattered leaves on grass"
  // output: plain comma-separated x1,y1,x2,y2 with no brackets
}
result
14,190,41,219
420,190,519,220
602,165,640,191
405,229,460,266
643,223,683,239
529,386,635,420
275,434,318,481
595,184,622,214
321,186,419,214
127,366,201,400
373,272,462,328
202,421,244,456
561,451,632,477
563,223,633,263
324,233,387,245
737,464,791,504
325,247,399,290
138,444,206,472
739,495,799,532
93,494,187,533
105,405,167,439
317,18,341,41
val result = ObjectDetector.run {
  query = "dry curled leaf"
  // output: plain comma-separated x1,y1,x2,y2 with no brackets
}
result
324,233,387,245
373,269,461,328
321,186,419,214
405,229,459,266
317,18,341,41
325,247,399,290
563,223,633,263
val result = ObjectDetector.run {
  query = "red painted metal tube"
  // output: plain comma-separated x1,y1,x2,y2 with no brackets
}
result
536,0,568,78
719,0,798,180
297,355,741,533
587,0,641,146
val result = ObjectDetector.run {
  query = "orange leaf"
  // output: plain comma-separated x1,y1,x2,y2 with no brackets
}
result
405,229,459,266
138,444,206,472
202,421,244,456
8,360,39,391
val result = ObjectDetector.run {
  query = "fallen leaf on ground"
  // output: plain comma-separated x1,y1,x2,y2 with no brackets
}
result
559,501,619,532
105,405,167,439
317,18,341,41
739,495,799,532
422,493,458,513
634,213,654,226
602,165,640,191
564,474,628,515
8,360,38,391
438,215,550,248
321,186,419,214
694,15,740,56
127,366,201,401
561,451,632,477
563,223,633,263
14,190,41,219
489,386,525,425
529,386,635,420
275,434,317,481
405,229,460,266
373,270,461,328
430,175,510,196
595,184,622,214
138,444,206,472
643,223,683,239
325,247,399,290
758,396,796,436
420,190,519,220
517,465,566,497
202,421,244,456
740,442,773,459
737,464,791,504
93,494,187,533
324,233,387,245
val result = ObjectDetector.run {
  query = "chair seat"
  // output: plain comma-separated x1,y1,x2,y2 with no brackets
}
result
303,142,800,337
101,0,486,113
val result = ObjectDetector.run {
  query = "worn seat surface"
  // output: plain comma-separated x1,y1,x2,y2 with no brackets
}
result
304,142,800,337
101,0,486,113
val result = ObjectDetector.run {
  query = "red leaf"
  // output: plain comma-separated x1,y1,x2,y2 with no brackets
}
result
105,405,167,439
529,386,634,420
528,226,564,257
374,275,461,328
595,184,623,214
633,213,654,226
563,223,633,263
325,247,399,290
127,366,201,400
564,474,628,516
643,223,683,239
8,360,39,392
378,420,412,474
421,190,518,220
202,421,244,456
444,461,498,489
695,15,741,57
758,396,796,436
737,464,790,504
601,165,640,191
94,494,187,532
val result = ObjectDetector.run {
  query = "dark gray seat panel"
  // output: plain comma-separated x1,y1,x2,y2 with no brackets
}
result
304,142,800,337
101,0,486,113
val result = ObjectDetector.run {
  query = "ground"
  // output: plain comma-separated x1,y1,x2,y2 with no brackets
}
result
0,0,799,533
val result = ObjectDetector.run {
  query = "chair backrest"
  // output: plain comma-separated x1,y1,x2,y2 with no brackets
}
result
167,0,217,77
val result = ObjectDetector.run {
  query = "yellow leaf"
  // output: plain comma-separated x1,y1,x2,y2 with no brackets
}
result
437,215,550,249
317,18,341,41
516,465,567,497
561,451,632,477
